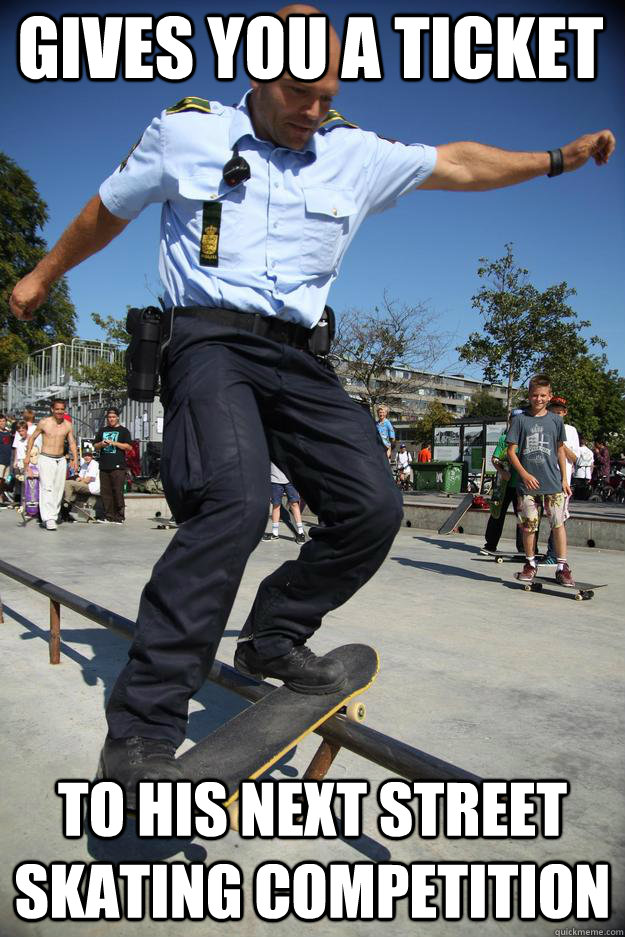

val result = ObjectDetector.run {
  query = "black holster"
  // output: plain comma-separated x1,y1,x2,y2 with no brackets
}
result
125,306,164,402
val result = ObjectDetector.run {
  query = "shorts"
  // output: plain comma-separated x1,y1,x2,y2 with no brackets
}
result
517,492,567,531
271,482,300,506
0,464,10,480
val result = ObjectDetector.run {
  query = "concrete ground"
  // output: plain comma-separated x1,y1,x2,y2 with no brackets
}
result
0,507,623,936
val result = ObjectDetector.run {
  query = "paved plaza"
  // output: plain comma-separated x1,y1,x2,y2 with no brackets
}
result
0,507,623,935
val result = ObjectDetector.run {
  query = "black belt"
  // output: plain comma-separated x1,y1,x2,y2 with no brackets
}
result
173,305,313,350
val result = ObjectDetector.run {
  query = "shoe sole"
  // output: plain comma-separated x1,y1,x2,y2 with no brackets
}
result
234,655,347,696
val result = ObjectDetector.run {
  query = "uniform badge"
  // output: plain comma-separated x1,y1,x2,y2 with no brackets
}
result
166,97,212,115
200,202,222,267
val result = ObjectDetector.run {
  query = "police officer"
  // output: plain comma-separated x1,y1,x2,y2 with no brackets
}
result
10,4,615,797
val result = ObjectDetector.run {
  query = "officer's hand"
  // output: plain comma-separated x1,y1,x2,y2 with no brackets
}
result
562,130,616,172
9,271,51,321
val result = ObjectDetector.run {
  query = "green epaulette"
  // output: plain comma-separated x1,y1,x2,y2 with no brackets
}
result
319,109,359,132
166,97,212,115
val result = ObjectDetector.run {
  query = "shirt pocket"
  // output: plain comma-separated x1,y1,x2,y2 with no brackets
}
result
299,186,357,276
178,171,244,268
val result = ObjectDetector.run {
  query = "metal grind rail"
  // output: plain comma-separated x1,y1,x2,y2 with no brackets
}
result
0,558,482,786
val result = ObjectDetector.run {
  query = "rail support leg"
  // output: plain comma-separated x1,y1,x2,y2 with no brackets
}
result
50,599,61,665
0,593,4,624
303,740,341,781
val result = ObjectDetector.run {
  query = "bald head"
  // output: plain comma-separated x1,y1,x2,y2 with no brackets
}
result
276,4,341,80
248,6,341,150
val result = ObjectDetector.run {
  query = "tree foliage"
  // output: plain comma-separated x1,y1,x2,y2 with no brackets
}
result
333,293,448,416
457,244,589,414
72,313,128,399
463,389,508,421
411,401,455,446
537,342,625,446
0,151,76,381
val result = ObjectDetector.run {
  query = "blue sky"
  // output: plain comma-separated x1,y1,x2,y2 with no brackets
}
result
2,0,624,380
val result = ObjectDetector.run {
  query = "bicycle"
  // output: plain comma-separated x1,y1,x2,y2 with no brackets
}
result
588,476,615,502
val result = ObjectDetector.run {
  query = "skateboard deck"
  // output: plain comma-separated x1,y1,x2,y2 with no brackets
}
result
438,493,474,534
178,643,379,808
150,513,178,529
70,502,96,522
513,573,607,601
480,550,546,564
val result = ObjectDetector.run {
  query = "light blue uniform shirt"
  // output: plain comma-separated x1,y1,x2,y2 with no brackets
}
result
100,92,437,328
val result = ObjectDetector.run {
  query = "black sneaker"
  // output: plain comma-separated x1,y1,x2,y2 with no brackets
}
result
262,532,279,541
234,642,346,695
97,736,183,811
295,532,306,544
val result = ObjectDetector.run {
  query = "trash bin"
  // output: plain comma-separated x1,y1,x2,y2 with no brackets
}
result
441,462,464,494
412,461,466,493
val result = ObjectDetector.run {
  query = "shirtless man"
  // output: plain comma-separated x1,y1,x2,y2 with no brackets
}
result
24,399,78,531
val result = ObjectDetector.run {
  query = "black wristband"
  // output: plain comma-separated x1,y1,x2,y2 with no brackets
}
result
547,148,564,177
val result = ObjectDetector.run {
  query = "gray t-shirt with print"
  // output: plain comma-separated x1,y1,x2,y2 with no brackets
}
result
506,411,565,495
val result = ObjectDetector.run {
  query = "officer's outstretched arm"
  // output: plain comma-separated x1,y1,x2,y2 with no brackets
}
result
419,129,615,192
10,195,130,321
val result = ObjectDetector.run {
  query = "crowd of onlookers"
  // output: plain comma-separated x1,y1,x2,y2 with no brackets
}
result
1,399,621,531
0,404,134,528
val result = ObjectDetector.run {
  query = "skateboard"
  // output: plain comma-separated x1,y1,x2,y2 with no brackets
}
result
69,502,96,523
178,643,379,827
438,493,474,534
480,549,546,564
150,512,178,529
513,573,607,601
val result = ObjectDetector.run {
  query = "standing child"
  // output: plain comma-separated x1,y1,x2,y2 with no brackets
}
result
507,374,574,586
263,462,306,544
543,396,580,564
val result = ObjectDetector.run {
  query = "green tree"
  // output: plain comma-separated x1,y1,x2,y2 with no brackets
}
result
538,345,625,445
72,313,128,399
0,151,76,380
411,401,455,446
457,244,589,414
463,389,507,421
333,292,448,416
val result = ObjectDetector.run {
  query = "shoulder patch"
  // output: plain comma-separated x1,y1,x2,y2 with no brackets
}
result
319,109,359,132
166,96,212,116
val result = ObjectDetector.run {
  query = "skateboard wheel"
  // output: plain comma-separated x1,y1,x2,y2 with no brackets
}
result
523,584,531,591
575,593,583,601
345,700,366,723
496,556,503,564
227,801,240,833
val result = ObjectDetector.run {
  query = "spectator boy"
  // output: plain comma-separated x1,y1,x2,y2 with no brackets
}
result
263,462,306,543
507,375,574,586
573,437,594,499
63,450,101,516
418,444,432,463
482,409,525,555
93,408,133,524
543,396,579,564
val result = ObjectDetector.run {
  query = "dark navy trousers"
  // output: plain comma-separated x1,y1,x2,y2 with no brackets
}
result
106,316,403,746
